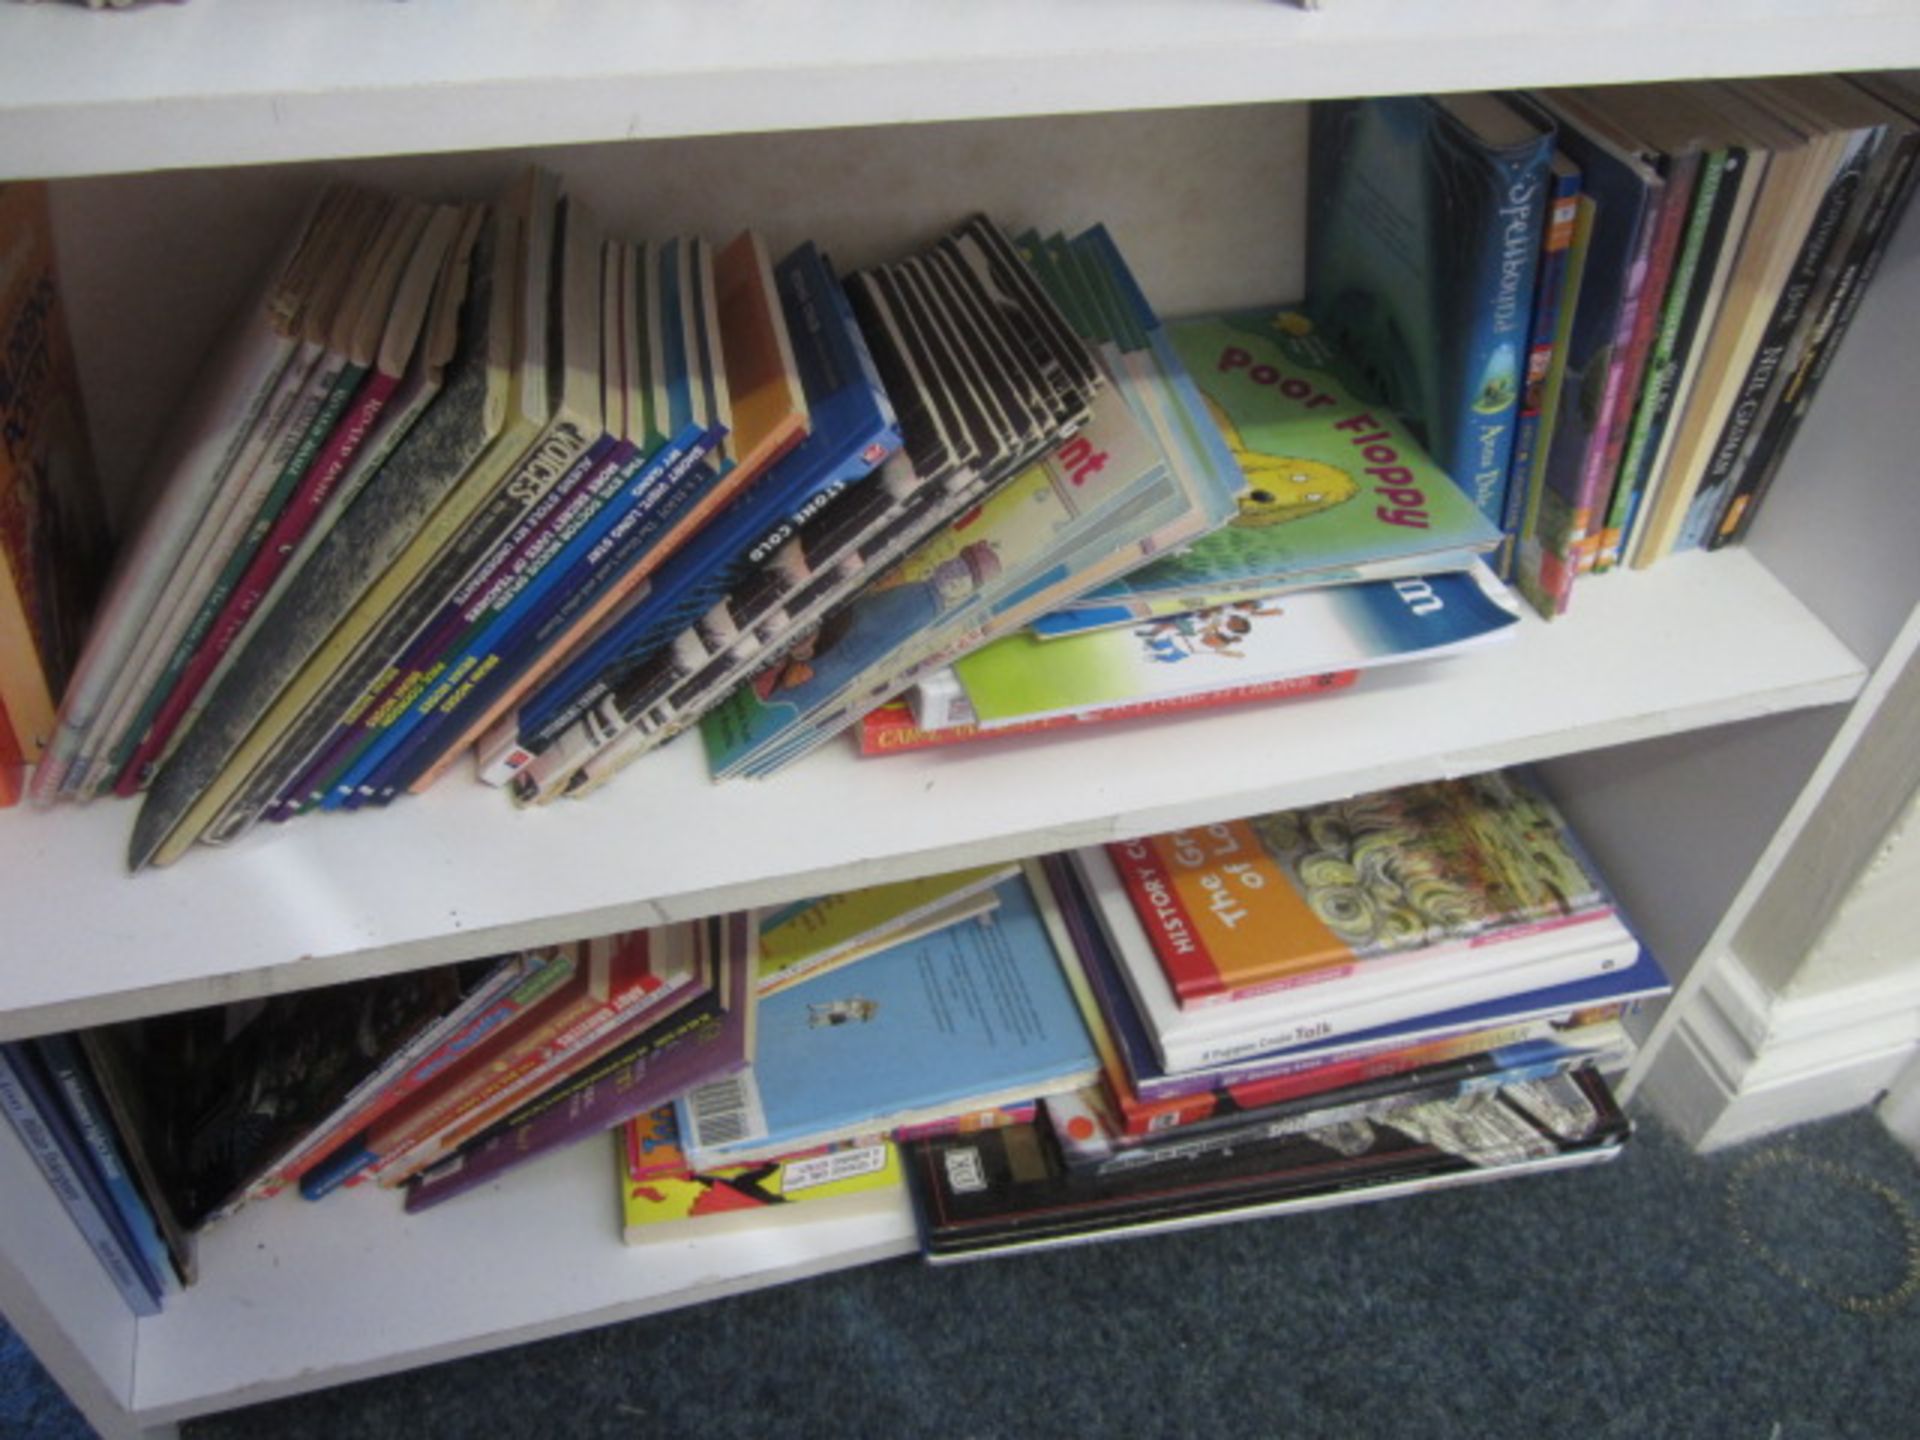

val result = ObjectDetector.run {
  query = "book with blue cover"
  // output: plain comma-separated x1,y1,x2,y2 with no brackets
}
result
482,242,901,783
677,872,1099,1168
1308,92,1557,533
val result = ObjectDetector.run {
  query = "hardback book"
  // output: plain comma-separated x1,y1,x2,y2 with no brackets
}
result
1106,770,1620,1010
675,872,1099,1171
0,1042,162,1315
129,177,547,870
402,911,758,1213
945,562,1518,733
903,1066,1629,1263
858,670,1358,755
0,181,114,774
619,1137,904,1245
1307,92,1557,530
756,862,1016,997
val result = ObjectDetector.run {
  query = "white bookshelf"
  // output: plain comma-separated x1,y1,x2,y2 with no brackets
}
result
1,5,1917,1436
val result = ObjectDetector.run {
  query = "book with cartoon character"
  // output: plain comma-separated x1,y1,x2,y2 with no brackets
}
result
944,560,1518,732
1306,92,1557,533
1031,307,1500,639
674,872,1099,1170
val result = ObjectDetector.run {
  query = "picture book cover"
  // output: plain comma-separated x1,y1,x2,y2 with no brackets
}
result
619,1138,903,1244
1306,93,1556,528
1108,769,1616,1007
756,862,1016,995
950,561,1518,728
0,181,114,762
680,872,1098,1167
1056,308,1498,620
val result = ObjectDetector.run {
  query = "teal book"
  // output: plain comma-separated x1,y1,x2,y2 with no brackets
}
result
1307,92,1557,531
677,873,1099,1167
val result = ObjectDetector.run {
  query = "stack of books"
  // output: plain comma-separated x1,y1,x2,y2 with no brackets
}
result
1304,75,1920,617
896,768,1669,1261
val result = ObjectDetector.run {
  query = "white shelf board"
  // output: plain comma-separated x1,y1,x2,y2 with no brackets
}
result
127,1134,920,1424
6,0,1920,179
0,547,1864,1040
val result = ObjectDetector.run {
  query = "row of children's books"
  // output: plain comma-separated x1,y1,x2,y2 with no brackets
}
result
1310,73,1920,619
1,765,1665,1302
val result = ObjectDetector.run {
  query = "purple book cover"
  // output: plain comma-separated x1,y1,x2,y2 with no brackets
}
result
403,914,753,1212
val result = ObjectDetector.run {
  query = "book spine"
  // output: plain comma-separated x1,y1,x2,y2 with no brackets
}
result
403,1000,733,1213
316,430,628,809
1155,943,1622,1074
257,416,598,819
1596,150,1729,571
0,1045,161,1315
1679,135,1879,553
1712,127,1920,547
31,1035,176,1294
1497,177,1581,577
116,366,402,794
363,426,722,804
1575,151,1699,576
403,426,726,795
1106,835,1228,1004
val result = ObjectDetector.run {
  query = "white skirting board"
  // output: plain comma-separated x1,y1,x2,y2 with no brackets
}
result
1877,1054,1920,1161
1635,950,1920,1152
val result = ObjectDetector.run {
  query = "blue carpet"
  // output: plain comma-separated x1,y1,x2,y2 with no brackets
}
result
4,1107,1917,1439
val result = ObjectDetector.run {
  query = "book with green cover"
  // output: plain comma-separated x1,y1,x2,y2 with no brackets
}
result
1043,310,1499,626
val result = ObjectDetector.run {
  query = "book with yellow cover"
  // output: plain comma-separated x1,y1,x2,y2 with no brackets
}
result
619,1137,903,1244
755,862,1016,996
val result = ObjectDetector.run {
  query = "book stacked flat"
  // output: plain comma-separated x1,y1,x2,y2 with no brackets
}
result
1300,76,1920,620
881,303,1519,753
891,770,1669,1261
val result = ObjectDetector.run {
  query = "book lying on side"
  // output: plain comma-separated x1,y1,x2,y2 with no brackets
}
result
619,1137,904,1245
944,562,1517,734
858,670,1359,756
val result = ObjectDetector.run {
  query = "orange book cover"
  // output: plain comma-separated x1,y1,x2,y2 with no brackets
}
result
1109,772,1614,1008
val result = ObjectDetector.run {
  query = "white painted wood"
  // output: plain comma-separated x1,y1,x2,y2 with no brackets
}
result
0,548,1863,1041
6,0,1920,181
127,1138,918,1425
0,1105,140,1438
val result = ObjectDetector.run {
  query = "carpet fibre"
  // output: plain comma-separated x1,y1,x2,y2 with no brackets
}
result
5,1106,1918,1439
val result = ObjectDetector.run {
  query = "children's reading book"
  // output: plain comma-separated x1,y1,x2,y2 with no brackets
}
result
619,1138,904,1244
1101,770,1618,1009
947,561,1517,732
756,862,1017,996
1307,93,1556,528
677,872,1098,1169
